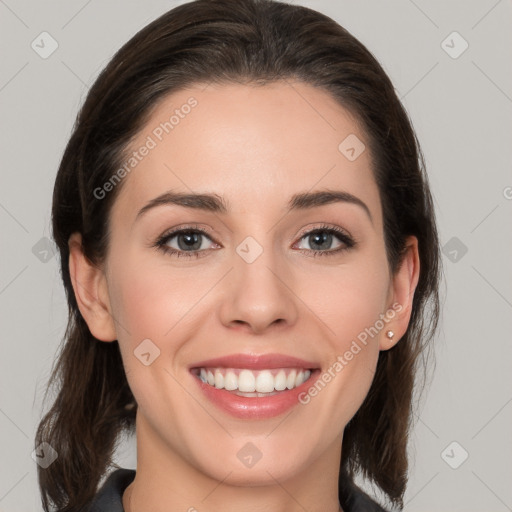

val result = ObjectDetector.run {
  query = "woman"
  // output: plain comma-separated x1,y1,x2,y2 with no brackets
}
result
35,0,442,510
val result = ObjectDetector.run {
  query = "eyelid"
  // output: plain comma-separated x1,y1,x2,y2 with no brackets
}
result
154,222,356,257
157,221,354,239
152,224,220,258
157,223,218,242
292,223,356,254
293,222,353,243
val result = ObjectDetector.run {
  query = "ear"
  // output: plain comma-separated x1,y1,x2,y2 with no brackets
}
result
379,235,420,351
68,232,117,342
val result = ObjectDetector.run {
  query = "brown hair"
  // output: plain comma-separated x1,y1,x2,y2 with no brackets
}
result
36,0,442,510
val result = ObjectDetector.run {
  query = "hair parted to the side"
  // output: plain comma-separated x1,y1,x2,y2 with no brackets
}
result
36,0,442,510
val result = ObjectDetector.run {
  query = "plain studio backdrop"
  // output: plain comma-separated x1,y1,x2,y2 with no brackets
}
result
0,1,511,511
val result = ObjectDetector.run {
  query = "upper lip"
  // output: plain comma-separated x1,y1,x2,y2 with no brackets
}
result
189,353,320,370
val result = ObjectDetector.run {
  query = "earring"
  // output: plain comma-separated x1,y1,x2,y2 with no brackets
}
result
124,401,137,411
386,330,394,339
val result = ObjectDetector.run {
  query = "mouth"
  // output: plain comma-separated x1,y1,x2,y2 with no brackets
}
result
191,366,314,397
188,353,321,419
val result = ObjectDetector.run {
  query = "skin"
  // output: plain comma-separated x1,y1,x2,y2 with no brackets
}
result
68,81,420,512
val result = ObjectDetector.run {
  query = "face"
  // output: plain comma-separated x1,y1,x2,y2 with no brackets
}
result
72,81,417,487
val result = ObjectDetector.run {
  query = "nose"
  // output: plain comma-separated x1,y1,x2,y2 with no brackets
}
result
218,245,299,335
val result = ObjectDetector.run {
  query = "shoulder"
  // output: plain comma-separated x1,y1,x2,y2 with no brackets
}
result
87,468,135,512
86,467,389,512
344,489,390,512
339,473,391,512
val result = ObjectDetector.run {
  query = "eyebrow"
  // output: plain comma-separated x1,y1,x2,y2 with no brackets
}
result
135,189,373,224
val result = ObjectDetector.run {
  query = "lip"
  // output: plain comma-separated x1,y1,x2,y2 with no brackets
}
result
189,353,320,371
189,353,321,420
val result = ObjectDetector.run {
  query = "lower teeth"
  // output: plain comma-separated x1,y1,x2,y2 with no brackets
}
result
196,374,306,396
232,390,282,397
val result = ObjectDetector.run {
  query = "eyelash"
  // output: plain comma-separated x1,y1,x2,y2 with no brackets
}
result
153,223,356,259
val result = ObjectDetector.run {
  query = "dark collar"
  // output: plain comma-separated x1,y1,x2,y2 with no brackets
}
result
88,468,389,512
88,468,135,512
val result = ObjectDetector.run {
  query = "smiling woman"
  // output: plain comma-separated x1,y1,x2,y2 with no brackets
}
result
35,1,442,511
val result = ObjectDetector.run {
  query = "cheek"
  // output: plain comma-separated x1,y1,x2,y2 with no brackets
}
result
109,244,390,368
109,257,206,344
298,256,390,417
107,260,194,416
301,254,390,345
106,255,216,396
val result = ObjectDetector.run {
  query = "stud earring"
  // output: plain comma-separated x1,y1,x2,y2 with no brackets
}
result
386,330,394,339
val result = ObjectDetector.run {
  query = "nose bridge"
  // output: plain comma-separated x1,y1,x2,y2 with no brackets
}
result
219,231,299,332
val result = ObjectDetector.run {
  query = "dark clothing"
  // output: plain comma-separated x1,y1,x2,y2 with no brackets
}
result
88,468,389,511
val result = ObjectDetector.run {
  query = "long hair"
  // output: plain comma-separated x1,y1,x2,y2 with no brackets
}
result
36,0,442,510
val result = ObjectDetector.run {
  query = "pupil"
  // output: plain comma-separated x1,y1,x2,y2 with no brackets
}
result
310,232,331,250
174,231,334,252
178,232,201,251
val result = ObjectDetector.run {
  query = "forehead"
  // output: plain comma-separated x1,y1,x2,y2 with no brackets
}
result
112,80,381,226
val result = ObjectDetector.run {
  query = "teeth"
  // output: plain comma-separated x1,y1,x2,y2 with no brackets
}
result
286,369,297,390
274,370,287,391
224,370,237,391
255,370,274,393
235,390,280,397
196,367,312,393
214,370,224,389
238,369,256,392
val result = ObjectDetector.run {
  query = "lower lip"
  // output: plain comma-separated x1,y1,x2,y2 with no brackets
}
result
191,369,321,420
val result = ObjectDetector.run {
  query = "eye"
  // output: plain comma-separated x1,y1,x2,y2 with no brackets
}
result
293,224,356,257
154,225,218,259
153,223,356,259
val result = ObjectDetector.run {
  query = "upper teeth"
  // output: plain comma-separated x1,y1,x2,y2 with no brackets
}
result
197,368,312,392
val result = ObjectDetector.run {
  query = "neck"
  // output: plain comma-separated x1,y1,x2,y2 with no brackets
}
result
123,413,344,512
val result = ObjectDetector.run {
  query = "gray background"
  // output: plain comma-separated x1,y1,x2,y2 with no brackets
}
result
1,0,511,510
